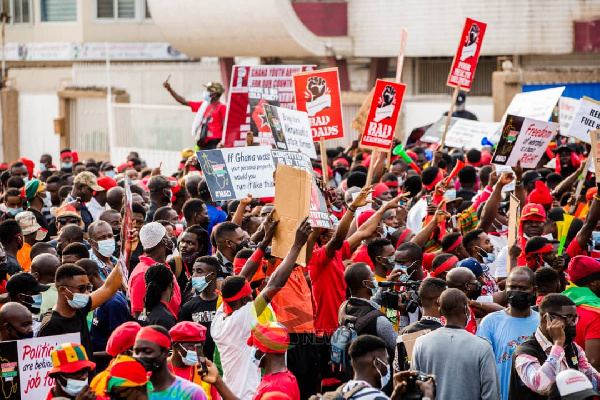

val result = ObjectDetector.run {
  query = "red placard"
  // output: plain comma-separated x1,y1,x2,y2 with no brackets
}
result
293,68,344,141
360,80,406,150
446,18,487,91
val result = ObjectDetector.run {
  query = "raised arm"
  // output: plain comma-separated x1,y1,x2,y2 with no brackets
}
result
411,200,450,247
90,262,122,310
479,171,514,233
240,212,277,280
552,162,586,199
347,193,407,248
512,162,527,208
163,80,190,106
232,194,253,227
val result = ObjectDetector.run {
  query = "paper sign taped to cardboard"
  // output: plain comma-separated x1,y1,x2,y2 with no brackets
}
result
264,105,317,159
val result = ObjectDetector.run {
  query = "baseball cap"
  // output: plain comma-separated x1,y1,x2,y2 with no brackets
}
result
548,369,599,400
204,82,224,94
50,343,96,374
97,176,118,191
100,161,115,171
139,222,167,249
74,171,104,191
357,209,391,228
147,175,177,192
56,205,82,220
522,170,542,185
567,256,600,284
457,257,487,277
169,321,207,343
521,203,546,222
181,148,194,158
15,211,47,241
106,321,142,357
6,272,49,294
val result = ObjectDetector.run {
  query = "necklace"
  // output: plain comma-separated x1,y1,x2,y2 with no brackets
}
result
420,316,443,324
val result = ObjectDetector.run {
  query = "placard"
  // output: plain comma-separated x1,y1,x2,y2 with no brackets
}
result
119,177,133,284
0,333,80,400
223,65,316,147
248,87,280,143
264,105,317,159
293,68,344,141
559,97,580,135
447,18,487,91
492,115,558,168
420,116,499,150
401,329,431,363
197,147,275,201
508,194,520,248
420,116,458,144
567,97,600,144
591,130,600,181
360,80,406,151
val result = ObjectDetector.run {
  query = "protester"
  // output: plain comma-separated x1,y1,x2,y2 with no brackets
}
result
140,263,178,330
46,342,96,399
103,355,150,400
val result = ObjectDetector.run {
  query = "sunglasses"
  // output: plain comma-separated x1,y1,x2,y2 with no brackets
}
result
63,284,93,293
58,217,81,225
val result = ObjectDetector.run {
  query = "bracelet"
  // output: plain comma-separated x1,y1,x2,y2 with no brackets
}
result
348,206,357,213
594,195,600,201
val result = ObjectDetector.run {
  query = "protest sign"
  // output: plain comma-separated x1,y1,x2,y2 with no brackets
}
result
197,146,275,201
590,130,600,181
447,18,487,91
272,164,312,263
559,97,580,135
420,116,499,150
0,333,80,400
400,329,431,363
492,115,558,168
395,28,408,84
271,150,332,229
223,65,316,147
420,117,458,144
508,194,520,247
494,165,516,193
567,97,600,144
264,105,317,159
360,80,406,151
293,68,344,141
248,87,280,143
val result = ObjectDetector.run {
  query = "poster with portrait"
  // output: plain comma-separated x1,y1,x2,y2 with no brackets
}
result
248,87,280,143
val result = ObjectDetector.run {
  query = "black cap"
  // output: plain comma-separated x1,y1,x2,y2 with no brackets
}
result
147,175,177,192
522,170,542,185
6,273,49,295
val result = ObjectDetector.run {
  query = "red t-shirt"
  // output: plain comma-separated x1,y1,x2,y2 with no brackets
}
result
351,244,374,270
575,305,600,350
466,307,477,335
128,256,181,316
567,238,588,258
308,241,351,336
253,370,300,400
189,101,227,141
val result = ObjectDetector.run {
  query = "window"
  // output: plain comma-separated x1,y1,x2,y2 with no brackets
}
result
0,0,32,24
41,0,77,22
144,0,151,19
96,0,136,19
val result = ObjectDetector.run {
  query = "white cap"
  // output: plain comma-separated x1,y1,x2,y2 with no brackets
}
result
139,222,166,250
552,369,599,400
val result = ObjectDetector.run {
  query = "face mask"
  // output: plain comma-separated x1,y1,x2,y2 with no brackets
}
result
191,276,210,293
371,278,378,296
104,170,116,178
62,162,73,169
331,204,342,213
164,189,173,203
66,289,90,309
22,177,29,184
476,246,495,264
507,290,534,310
59,377,87,396
373,357,391,388
39,164,47,172
135,356,162,373
203,91,211,101
382,224,389,238
181,251,200,266
42,193,53,208
397,177,404,187
7,207,23,216
235,240,248,254
250,346,265,368
468,282,482,300
179,344,198,366
96,238,116,258
8,323,33,340
565,325,578,344
384,224,397,236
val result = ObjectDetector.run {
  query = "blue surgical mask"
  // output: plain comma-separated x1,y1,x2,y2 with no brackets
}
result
203,91,211,101
96,238,116,258
331,204,342,212
374,357,391,388
39,164,47,172
22,177,29,184
250,346,265,368
66,289,90,309
60,377,87,396
104,170,116,178
42,193,52,208
7,207,23,216
31,294,42,308
191,276,210,293
371,278,378,296
384,224,397,235
179,344,198,366
62,162,73,169
476,246,496,264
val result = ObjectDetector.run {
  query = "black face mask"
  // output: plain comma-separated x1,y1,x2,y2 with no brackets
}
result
235,240,248,254
200,218,210,230
181,251,200,266
469,282,483,300
507,291,535,310
134,356,161,373
565,325,578,345
8,324,33,340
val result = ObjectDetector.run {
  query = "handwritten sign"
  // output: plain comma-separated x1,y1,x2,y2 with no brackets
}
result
419,116,499,150
447,18,487,91
567,97,600,144
264,105,317,159
197,146,275,201
360,79,406,151
492,114,558,168
559,97,580,135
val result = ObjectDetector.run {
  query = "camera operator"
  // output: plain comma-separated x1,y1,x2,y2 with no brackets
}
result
394,371,437,400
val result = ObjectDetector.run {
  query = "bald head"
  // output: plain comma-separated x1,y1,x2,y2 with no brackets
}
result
439,288,468,318
0,302,32,341
107,186,124,211
59,224,84,242
446,267,476,289
30,253,61,284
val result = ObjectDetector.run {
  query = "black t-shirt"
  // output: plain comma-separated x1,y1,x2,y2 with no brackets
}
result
146,301,177,331
6,254,22,275
179,296,219,360
38,297,94,363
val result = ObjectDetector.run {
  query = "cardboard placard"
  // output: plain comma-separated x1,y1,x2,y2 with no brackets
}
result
567,97,600,144
559,96,580,135
293,68,344,141
197,147,275,201
401,329,431,363
264,105,317,159
360,79,406,151
248,87,280,144
420,116,458,144
271,150,332,229
591,130,600,180
0,333,80,400
508,194,520,247
272,164,312,264
492,114,558,168
447,18,487,91
223,65,316,147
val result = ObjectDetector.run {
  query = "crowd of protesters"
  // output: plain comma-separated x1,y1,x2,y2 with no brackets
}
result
1,121,600,400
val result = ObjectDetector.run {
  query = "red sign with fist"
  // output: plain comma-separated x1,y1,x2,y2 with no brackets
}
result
447,18,487,91
293,68,344,141
360,79,406,151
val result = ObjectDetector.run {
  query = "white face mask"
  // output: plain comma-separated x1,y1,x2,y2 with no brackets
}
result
60,377,87,396
203,91,211,101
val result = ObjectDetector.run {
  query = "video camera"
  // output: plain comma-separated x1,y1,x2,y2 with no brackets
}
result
378,280,421,313
404,370,433,400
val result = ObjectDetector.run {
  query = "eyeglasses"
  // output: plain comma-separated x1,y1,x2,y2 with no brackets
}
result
58,217,81,225
549,312,580,325
63,284,93,293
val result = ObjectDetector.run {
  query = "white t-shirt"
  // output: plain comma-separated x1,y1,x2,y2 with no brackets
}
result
406,198,427,234
487,234,508,277
210,302,260,400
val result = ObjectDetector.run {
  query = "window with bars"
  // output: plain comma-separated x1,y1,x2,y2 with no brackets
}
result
416,56,495,96
0,0,32,23
97,0,135,19
41,0,77,22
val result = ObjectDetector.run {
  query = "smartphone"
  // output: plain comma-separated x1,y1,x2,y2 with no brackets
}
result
195,343,207,374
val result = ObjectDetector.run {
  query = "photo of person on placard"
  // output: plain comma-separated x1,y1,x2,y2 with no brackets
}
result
460,23,480,61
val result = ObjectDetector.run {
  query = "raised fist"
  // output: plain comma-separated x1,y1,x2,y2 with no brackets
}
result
307,77,327,101
381,86,396,107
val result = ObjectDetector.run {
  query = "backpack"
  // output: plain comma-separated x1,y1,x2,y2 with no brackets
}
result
309,382,368,400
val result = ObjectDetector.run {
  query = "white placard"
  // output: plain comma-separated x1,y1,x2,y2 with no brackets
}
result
567,97,600,144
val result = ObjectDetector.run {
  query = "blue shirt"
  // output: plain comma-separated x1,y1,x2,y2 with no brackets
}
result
477,309,539,400
91,291,129,352
206,205,227,254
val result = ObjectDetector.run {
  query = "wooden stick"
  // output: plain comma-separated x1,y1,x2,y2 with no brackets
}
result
366,149,379,185
570,156,592,215
440,85,461,148
319,138,328,188
386,151,392,169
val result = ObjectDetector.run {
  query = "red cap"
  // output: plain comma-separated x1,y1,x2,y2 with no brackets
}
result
19,158,35,179
405,151,418,160
97,176,118,191
0,162,8,170
587,187,598,204
117,163,130,173
333,158,349,168
357,209,376,228
169,321,207,343
372,182,390,198
246,322,289,354
567,256,600,283
527,181,553,206
521,203,547,222
167,177,181,195
106,322,141,357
